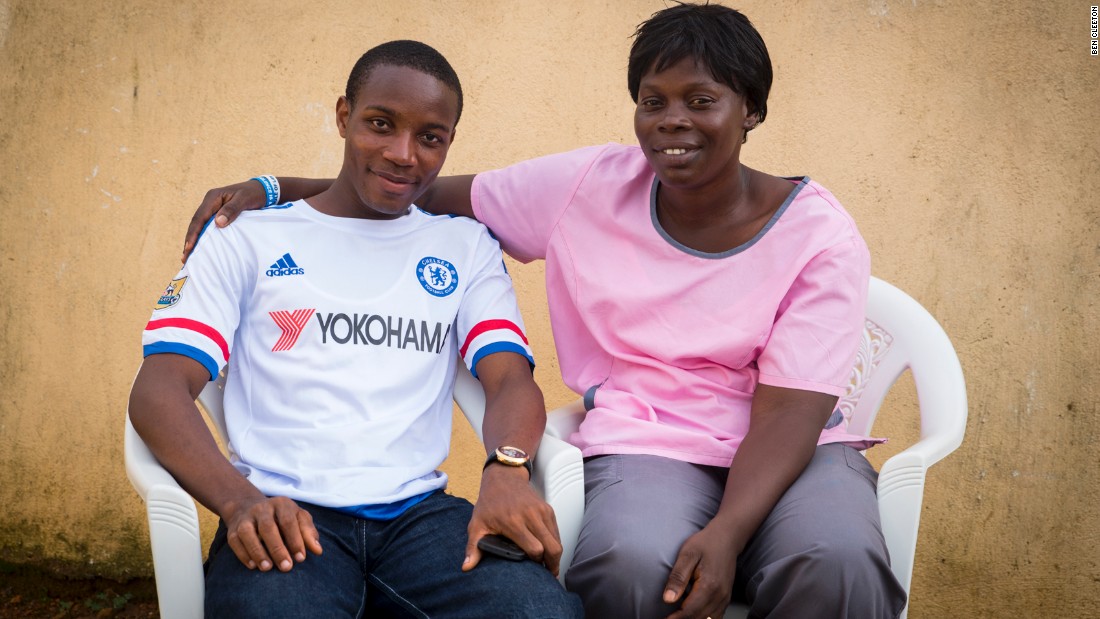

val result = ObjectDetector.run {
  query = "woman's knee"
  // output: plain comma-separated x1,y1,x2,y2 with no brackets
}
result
566,536,677,619
749,538,905,617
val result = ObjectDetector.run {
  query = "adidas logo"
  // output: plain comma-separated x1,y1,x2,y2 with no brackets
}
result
266,252,305,277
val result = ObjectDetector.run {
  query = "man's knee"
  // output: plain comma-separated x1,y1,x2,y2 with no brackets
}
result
205,570,363,619
469,561,583,619
509,583,585,619
204,519,363,619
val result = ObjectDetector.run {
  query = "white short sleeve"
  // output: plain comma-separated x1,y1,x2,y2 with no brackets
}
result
141,225,248,380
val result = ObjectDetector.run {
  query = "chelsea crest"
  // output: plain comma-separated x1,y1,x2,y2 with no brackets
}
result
416,257,458,297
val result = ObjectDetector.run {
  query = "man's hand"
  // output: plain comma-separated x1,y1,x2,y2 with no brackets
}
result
463,464,563,576
663,524,740,619
182,180,267,263
130,354,324,573
221,495,323,572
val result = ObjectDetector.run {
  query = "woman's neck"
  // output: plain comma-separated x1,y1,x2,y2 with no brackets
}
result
655,166,792,254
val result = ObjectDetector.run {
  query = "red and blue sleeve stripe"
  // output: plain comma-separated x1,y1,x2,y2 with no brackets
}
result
143,318,229,381
459,319,534,378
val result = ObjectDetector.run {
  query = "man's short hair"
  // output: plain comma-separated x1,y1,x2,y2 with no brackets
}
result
346,40,464,125
627,3,772,128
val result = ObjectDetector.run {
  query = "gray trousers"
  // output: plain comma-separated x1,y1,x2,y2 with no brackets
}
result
563,444,906,619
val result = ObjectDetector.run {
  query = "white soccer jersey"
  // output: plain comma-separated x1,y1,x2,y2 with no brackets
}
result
142,200,534,509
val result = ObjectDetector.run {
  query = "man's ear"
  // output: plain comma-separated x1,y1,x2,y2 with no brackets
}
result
336,95,350,138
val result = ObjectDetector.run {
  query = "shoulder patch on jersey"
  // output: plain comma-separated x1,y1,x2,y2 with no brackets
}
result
416,257,458,297
154,277,187,310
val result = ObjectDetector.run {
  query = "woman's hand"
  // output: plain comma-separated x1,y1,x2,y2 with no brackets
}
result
182,180,269,263
663,523,740,619
662,385,838,619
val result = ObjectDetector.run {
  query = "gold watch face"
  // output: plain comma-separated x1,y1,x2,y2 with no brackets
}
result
496,446,529,465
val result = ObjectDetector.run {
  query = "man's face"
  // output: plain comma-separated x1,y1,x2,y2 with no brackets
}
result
335,64,459,219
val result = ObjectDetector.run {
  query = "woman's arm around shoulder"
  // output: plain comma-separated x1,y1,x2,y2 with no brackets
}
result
182,177,332,262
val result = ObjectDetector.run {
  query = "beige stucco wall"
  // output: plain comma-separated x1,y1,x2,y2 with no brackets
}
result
1,0,1096,616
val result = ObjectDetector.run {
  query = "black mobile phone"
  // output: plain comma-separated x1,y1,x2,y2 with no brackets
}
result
477,534,527,561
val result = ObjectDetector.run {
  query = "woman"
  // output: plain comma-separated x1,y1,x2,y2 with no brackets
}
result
183,4,905,618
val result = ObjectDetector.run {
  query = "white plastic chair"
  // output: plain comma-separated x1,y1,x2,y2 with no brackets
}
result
543,276,968,619
125,362,585,619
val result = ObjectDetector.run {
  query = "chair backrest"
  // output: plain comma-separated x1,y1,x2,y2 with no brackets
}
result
837,277,967,465
842,277,967,619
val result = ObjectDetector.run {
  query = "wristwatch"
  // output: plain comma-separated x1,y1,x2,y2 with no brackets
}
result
483,446,533,477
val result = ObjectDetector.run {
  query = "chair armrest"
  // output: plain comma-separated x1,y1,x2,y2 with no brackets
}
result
124,413,206,619
538,400,587,583
876,359,966,604
125,414,188,501
531,432,584,583
455,368,586,583
544,399,587,442
876,431,962,610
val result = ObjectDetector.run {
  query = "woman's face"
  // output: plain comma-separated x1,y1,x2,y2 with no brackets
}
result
633,56,755,192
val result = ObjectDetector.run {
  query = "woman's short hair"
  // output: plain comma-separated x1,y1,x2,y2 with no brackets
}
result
628,3,772,128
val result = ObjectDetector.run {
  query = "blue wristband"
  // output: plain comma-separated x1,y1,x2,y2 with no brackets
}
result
251,175,280,207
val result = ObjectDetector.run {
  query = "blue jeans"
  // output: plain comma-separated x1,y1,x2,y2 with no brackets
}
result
204,491,582,618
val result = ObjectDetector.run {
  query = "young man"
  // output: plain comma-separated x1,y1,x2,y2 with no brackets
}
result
129,40,582,618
